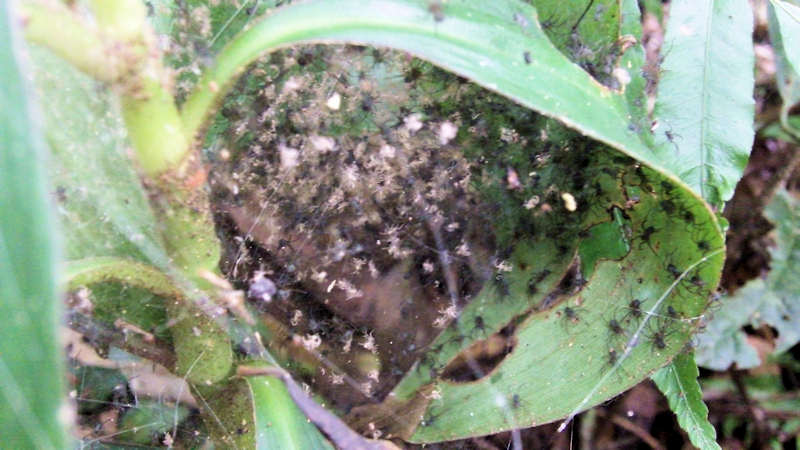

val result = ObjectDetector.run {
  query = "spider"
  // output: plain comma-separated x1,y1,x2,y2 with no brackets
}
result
608,318,625,336
607,348,619,366
421,410,442,427
561,306,580,325
472,315,487,337
618,298,645,325
493,273,511,298
637,225,658,254
528,269,551,296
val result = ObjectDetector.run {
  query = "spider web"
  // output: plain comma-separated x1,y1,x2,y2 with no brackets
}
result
38,1,724,448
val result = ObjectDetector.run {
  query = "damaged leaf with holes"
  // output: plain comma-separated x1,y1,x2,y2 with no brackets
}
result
18,0,751,446
208,39,725,443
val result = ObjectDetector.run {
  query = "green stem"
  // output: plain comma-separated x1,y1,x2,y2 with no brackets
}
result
120,76,190,176
23,0,191,176
88,0,148,42
73,0,232,383
63,256,185,299
20,1,117,82
85,0,189,177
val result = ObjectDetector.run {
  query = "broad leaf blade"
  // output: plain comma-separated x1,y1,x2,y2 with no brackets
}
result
770,0,800,73
652,353,720,450
696,189,800,368
199,369,333,450
29,49,170,268
768,0,800,137
762,188,800,352
0,2,68,447
694,280,764,369
653,0,755,205
247,375,333,450
175,0,728,442
29,47,175,337
182,0,666,172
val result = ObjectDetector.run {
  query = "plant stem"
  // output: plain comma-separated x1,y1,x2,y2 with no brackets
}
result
88,0,148,42
64,257,185,300
71,0,233,384
20,1,117,82
120,77,190,176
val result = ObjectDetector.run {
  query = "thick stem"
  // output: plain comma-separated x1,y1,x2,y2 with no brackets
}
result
88,0,148,42
78,0,232,383
120,77,190,176
20,1,117,82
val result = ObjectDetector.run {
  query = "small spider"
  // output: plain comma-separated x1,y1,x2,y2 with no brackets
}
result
528,269,551,296
667,263,682,279
666,305,678,319
660,199,677,215
428,1,444,22
607,348,619,366
608,319,625,336
651,330,667,351
473,316,487,337
493,273,511,298
562,306,580,324
637,225,658,254
619,298,644,325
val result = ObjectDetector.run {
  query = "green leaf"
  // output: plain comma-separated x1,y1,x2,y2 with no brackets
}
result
28,48,170,269
653,0,755,205
770,0,800,76
761,114,800,141
696,189,800,368
182,0,667,173
619,0,650,128
763,189,800,352
117,399,189,446
652,353,720,450
768,0,800,138
694,280,764,370
247,374,333,450
197,367,333,450
0,2,68,448
63,257,186,340
30,29,233,388
28,45,178,352
349,147,725,442
181,1,729,441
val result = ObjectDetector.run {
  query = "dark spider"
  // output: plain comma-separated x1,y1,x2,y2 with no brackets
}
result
608,319,625,336
607,348,619,366
660,199,677,215
563,306,580,324
473,316,487,337
619,298,644,325
421,411,441,427
527,278,539,296
667,263,682,279
638,225,658,253
493,273,511,298
650,329,667,351
427,1,444,22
